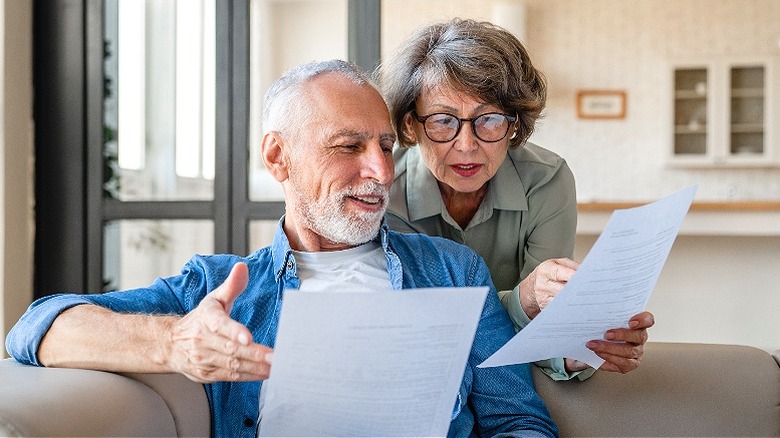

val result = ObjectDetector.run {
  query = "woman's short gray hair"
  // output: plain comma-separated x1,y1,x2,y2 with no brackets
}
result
377,18,546,149
262,59,373,136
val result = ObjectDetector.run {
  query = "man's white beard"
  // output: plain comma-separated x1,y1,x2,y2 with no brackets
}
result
293,181,388,246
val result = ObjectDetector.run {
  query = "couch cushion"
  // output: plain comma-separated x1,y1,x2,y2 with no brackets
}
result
533,342,780,437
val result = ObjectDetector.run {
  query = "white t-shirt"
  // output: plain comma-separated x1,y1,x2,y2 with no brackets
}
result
258,241,392,425
292,241,392,292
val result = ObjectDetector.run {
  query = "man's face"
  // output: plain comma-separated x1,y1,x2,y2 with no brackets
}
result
283,74,396,251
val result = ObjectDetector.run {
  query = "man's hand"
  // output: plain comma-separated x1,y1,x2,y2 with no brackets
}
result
519,258,580,319
166,262,273,383
565,311,655,374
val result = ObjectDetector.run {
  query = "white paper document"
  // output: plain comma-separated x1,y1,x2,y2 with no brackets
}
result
258,287,488,437
479,185,697,369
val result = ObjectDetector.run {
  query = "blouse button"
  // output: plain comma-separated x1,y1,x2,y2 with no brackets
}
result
243,417,255,427
286,260,293,270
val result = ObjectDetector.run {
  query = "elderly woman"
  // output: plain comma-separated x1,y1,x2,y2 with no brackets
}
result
380,18,653,380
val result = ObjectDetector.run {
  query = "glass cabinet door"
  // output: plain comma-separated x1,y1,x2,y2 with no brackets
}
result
673,68,708,156
729,66,765,156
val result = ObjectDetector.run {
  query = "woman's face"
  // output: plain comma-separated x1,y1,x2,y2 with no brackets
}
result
405,84,512,196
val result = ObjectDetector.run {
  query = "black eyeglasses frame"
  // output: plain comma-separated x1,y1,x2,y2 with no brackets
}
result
412,111,518,143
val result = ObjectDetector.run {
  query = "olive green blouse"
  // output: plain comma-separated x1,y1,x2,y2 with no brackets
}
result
388,143,593,380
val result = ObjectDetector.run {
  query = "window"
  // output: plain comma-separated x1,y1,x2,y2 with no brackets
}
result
33,0,379,295
102,0,218,289
105,0,216,202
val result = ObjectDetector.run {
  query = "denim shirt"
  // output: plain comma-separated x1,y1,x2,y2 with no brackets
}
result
7,219,558,438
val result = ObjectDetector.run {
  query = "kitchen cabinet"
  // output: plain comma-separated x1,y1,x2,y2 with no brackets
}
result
670,58,776,167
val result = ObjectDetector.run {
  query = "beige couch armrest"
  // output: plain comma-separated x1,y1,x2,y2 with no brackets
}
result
121,371,211,437
0,359,210,437
533,342,780,437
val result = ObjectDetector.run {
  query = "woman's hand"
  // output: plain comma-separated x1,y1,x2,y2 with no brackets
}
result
520,259,655,375
585,311,655,374
519,258,580,319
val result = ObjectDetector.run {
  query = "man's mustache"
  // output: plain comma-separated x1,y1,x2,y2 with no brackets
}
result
339,182,389,206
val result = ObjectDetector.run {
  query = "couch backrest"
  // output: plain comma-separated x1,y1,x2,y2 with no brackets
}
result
3,342,778,437
0,359,210,437
533,342,780,437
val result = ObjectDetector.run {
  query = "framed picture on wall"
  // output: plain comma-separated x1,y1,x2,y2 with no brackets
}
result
576,90,626,119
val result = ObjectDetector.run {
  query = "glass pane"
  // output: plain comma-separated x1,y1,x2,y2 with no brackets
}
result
674,68,707,93
103,219,214,291
674,133,706,155
731,96,764,125
730,132,763,155
104,0,216,201
248,0,348,201
249,220,280,253
673,68,708,156
674,98,707,127
730,66,764,155
731,66,764,90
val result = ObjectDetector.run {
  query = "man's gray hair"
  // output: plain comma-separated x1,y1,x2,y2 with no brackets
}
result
262,59,373,136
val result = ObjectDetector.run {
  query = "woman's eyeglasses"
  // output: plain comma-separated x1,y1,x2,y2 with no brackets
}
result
413,112,517,143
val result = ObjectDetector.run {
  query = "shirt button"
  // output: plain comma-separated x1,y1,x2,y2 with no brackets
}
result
243,417,255,427
286,260,293,270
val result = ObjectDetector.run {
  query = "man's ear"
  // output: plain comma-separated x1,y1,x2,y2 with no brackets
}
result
260,131,290,182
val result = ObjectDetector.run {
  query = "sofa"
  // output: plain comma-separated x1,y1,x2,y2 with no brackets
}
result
1,342,778,437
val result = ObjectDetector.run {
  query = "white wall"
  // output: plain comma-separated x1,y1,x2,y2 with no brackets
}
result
0,0,34,356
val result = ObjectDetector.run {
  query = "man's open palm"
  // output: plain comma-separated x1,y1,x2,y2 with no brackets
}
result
167,262,273,383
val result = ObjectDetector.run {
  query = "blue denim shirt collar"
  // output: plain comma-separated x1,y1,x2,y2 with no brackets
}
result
270,217,295,283
271,216,404,290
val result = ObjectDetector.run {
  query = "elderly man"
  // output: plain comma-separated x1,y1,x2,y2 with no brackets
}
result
6,60,558,437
